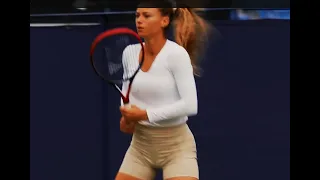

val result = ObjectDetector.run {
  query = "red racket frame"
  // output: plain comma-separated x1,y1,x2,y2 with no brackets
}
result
89,28,145,104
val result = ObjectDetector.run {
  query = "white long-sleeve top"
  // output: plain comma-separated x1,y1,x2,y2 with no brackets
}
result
121,39,198,127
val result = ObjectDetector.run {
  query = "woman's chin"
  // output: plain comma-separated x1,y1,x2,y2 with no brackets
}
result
137,32,146,38
138,31,150,38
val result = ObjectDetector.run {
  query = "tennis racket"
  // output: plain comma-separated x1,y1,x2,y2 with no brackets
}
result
90,28,145,108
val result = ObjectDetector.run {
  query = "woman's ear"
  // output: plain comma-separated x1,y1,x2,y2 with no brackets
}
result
161,16,170,28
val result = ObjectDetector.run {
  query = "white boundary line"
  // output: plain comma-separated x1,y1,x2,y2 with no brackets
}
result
30,23,101,27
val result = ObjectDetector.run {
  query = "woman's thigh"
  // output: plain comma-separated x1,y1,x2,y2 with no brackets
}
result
162,151,199,179
162,126,199,179
116,145,156,180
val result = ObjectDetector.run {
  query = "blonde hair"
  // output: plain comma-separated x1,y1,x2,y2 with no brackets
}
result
138,1,212,76
172,8,211,76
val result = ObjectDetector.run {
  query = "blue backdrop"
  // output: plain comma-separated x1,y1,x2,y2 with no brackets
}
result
30,20,290,180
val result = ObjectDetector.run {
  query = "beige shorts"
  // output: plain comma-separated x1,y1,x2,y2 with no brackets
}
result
118,123,198,180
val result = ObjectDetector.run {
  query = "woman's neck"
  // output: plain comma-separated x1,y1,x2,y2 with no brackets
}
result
144,34,167,56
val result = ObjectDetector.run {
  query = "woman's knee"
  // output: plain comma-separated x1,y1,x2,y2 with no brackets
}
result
115,172,142,180
166,177,198,180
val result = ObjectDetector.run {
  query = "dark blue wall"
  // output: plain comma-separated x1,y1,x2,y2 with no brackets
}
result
30,20,290,180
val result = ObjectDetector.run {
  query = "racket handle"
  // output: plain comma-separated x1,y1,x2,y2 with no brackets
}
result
123,103,133,125
124,103,131,109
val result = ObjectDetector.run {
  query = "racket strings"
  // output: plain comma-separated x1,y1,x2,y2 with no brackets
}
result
90,28,145,106
124,44,140,79
91,31,143,84
107,35,128,77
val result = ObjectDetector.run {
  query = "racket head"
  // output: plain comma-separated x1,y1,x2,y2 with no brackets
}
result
90,28,145,84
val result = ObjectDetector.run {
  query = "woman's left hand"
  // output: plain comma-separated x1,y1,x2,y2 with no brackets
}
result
119,105,148,122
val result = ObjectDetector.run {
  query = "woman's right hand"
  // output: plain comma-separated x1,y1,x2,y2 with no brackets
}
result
120,116,136,134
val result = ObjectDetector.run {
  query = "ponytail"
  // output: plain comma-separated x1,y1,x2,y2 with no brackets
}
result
172,8,211,76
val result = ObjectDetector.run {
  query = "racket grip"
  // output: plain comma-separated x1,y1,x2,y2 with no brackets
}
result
124,103,131,109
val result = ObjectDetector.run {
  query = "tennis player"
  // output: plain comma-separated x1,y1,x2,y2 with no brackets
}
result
116,2,210,180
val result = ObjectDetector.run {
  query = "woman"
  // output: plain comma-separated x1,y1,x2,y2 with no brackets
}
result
116,1,211,180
